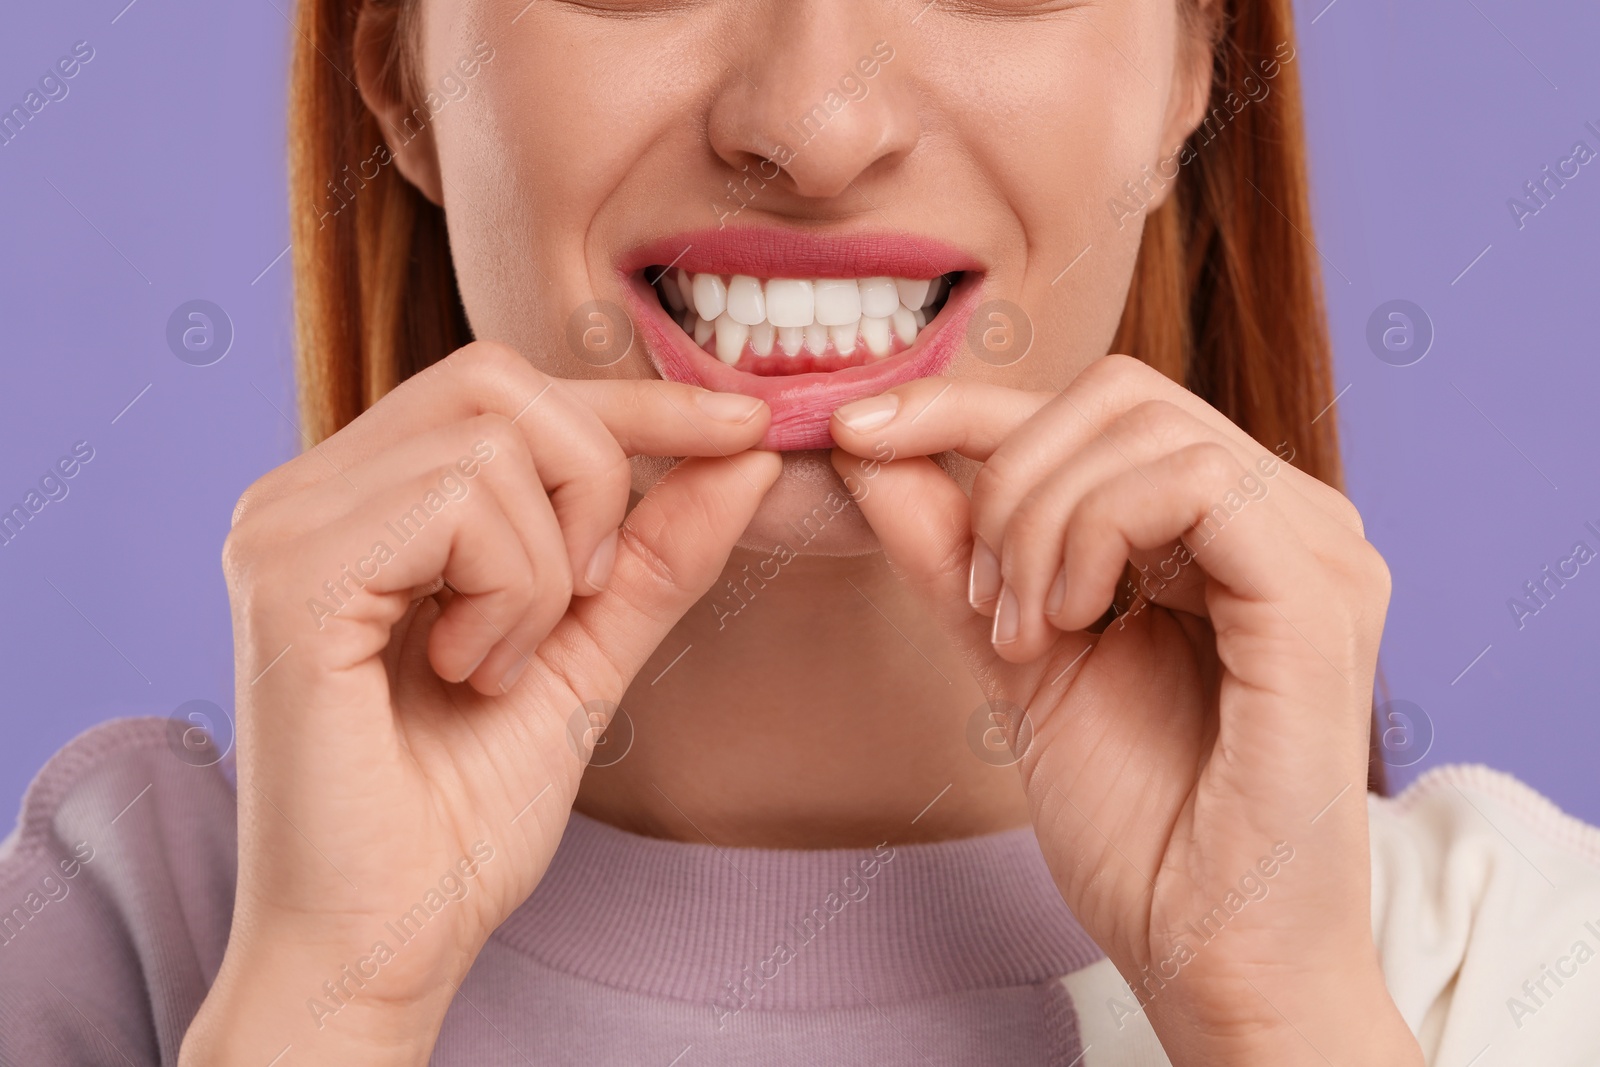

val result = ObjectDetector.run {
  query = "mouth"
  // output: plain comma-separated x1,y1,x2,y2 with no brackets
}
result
652,269,959,373
620,229,982,450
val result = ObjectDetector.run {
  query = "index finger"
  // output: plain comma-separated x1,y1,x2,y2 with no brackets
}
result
831,355,1360,537
239,341,770,594
829,376,1053,461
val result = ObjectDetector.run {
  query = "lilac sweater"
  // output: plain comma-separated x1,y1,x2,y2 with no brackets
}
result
0,718,1105,1064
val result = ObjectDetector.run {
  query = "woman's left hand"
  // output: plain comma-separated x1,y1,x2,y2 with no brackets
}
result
830,354,1422,1067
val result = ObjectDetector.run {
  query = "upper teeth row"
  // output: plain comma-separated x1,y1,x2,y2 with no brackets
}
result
658,271,948,331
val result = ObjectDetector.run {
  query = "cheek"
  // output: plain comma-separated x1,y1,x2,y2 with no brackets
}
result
432,84,589,367
937,16,1175,225
928,17,1181,390
427,17,665,375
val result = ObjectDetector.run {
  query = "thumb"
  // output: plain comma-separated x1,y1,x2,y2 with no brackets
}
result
554,449,782,693
831,450,1002,684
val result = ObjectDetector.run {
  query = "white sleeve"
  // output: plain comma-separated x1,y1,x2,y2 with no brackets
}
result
1369,764,1600,1065
1061,957,1174,1067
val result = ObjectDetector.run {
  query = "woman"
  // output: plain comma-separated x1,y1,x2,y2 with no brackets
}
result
3,0,1598,1063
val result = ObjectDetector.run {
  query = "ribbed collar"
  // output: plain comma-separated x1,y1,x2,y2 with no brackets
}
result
492,811,1104,1011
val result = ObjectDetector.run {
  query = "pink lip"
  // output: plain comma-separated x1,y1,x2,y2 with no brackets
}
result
619,228,983,450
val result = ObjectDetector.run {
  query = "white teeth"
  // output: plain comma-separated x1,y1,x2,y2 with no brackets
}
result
660,272,687,312
714,314,748,365
764,278,815,328
829,322,858,356
804,322,830,356
813,279,862,326
891,306,917,345
860,315,892,358
726,275,766,326
895,278,931,310
692,273,727,322
859,277,898,319
662,270,955,363
750,320,776,357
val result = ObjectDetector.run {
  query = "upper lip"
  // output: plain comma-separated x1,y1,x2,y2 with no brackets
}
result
619,226,984,281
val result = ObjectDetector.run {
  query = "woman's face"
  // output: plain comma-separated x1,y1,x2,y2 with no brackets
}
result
369,0,1211,552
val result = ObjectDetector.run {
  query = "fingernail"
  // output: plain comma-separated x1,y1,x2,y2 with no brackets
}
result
993,584,1019,646
499,656,528,694
696,391,763,423
834,394,900,433
584,529,619,591
968,538,1001,609
1045,568,1066,617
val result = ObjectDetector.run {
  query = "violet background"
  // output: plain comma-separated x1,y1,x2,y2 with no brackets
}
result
1,1,1597,820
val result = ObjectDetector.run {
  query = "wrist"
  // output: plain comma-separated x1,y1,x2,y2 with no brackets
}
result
1146,955,1422,1067
1188,1011,1421,1067
180,931,464,1067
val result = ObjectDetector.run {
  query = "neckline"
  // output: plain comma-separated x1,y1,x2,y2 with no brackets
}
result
492,810,1104,1011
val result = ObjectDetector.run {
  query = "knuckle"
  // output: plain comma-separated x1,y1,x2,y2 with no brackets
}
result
501,565,541,612
425,461,483,508
1052,355,1159,436
221,525,286,601
1074,480,1121,532
618,524,681,594
1004,492,1058,564
1078,352,1151,394
463,411,524,460
222,479,290,586
1180,441,1240,485
452,338,523,373
594,451,633,501
1356,540,1392,603
1086,352,1138,381
969,461,1010,522
230,471,281,530
566,397,630,471
230,488,257,530
1333,492,1366,539
1116,398,1186,448
930,532,975,592
450,340,543,401
219,526,254,583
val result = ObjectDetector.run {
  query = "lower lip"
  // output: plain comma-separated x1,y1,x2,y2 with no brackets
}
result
625,275,979,450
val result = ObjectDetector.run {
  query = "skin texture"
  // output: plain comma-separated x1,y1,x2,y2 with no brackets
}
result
180,1,1425,1064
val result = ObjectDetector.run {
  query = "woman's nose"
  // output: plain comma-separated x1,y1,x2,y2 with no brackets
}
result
705,6,919,203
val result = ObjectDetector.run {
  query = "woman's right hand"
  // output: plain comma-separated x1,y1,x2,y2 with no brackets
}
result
180,341,780,1067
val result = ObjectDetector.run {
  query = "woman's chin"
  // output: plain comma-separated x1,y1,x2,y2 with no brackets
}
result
629,451,882,558
735,450,881,557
